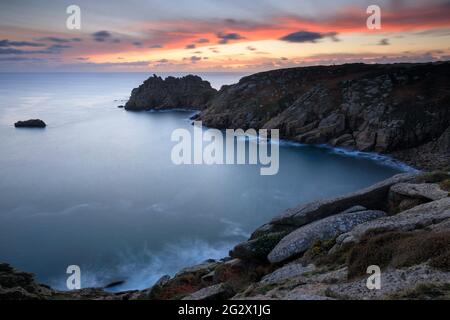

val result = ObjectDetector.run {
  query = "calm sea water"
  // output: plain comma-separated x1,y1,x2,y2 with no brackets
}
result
0,73,405,291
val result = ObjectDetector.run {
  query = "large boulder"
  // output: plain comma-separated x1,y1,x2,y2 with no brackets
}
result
182,283,231,300
125,74,217,111
268,210,386,263
390,183,448,201
260,263,316,285
336,197,450,246
270,172,418,227
388,182,448,213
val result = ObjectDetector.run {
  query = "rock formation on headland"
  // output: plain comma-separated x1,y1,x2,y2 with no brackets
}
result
125,74,217,111
14,119,46,128
2,171,449,300
125,62,450,170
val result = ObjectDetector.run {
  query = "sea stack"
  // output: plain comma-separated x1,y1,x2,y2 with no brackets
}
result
125,74,217,111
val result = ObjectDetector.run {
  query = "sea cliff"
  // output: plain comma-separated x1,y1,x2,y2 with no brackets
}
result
125,62,450,170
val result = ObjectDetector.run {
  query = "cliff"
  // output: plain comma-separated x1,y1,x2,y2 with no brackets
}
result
197,62,450,171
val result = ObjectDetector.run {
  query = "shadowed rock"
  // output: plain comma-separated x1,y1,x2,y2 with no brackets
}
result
14,119,46,128
125,74,217,111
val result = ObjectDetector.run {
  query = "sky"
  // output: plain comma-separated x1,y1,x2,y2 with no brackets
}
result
0,0,450,72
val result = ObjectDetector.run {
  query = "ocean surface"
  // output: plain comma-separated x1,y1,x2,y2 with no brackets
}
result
0,72,406,291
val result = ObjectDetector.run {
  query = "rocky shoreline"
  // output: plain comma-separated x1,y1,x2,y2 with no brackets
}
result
1,170,449,300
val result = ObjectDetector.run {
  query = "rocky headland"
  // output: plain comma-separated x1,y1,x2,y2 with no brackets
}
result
198,62,450,171
1,171,450,300
124,74,217,111
125,62,450,170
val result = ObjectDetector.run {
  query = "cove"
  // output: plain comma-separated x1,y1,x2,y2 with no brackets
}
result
0,72,405,292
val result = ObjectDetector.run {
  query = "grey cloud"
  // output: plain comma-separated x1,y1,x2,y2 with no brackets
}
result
185,44,196,49
183,56,202,63
0,40,46,47
92,31,112,42
38,37,82,43
0,43,71,55
48,44,71,50
0,48,51,55
0,56,47,62
217,32,245,44
379,38,390,46
280,31,339,43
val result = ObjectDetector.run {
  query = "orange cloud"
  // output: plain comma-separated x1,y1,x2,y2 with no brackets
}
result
132,2,450,49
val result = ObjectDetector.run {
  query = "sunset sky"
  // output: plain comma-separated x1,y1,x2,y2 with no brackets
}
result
1,0,450,72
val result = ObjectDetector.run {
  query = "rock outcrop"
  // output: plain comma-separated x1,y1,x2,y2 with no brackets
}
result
0,263,138,300
269,172,418,227
268,209,386,263
197,62,450,171
14,119,46,128
125,74,217,111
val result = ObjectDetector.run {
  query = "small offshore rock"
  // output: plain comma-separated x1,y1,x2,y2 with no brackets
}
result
14,119,46,128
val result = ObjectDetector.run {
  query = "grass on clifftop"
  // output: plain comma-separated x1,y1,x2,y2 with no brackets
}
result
300,228,450,280
347,230,450,278
389,283,450,300
416,171,450,183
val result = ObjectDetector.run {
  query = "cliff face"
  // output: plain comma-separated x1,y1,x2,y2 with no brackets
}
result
198,62,450,170
125,74,217,111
